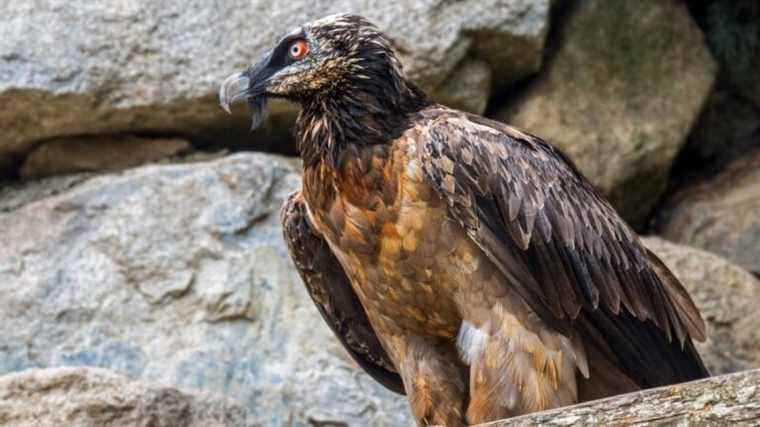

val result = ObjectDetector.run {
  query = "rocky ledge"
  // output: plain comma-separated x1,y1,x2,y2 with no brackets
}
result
488,368,760,426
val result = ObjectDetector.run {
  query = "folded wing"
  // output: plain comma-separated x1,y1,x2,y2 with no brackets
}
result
281,192,405,394
419,110,708,388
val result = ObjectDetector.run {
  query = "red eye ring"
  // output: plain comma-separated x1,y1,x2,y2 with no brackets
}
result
289,40,309,60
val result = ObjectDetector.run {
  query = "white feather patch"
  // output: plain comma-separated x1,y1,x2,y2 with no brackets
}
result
456,321,489,365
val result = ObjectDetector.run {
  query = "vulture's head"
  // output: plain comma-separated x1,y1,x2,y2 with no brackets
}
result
219,14,419,130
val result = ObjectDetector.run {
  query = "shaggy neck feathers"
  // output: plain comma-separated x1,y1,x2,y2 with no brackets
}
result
295,54,428,168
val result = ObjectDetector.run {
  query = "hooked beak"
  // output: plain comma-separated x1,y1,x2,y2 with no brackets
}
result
219,53,271,130
219,72,251,114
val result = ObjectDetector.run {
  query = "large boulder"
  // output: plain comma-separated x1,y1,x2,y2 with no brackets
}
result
498,0,717,226
655,149,760,275
643,237,760,374
0,367,251,426
0,152,412,425
0,0,551,174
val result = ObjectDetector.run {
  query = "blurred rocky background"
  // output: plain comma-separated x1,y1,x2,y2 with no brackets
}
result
0,0,758,425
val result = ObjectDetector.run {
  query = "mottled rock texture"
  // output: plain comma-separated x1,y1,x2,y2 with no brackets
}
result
500,0,717,226
0,153,412,426
656,149,760,275
0,367,251,427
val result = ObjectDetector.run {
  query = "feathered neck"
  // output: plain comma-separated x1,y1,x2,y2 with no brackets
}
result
295,74,429,168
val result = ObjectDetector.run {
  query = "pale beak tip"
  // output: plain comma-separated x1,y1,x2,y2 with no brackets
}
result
219,72,250,115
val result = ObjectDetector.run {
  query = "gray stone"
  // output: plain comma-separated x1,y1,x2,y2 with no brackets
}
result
431,60,493,116
643,237,760,375
498,0,717,226
20,136,191,179
0,172,95,213
0,153,412,426
656,149,760,275
0,0,550,172
0,367,251,427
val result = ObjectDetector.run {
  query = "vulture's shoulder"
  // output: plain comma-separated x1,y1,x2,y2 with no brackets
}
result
414,107,708,387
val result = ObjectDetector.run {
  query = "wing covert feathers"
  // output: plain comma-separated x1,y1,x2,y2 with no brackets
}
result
418,108,708,387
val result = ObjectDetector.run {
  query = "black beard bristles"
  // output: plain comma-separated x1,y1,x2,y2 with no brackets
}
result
249,96,269,130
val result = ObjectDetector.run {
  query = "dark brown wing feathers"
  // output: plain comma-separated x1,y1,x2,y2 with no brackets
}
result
281,192,405,394
419,109,708,387
646,248,707,342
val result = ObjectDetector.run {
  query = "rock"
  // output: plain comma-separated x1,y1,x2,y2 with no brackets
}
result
0,0,551,173
486,368,760,426
655,149,760,275
431,60,492,116
702,0,760,108
643,237,760,375
20,136,191,179
0,367,251,427
498,0,717,226
0,173,96,213
0,153,412,425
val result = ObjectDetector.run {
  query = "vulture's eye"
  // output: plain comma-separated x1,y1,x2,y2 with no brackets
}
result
289,40,309,60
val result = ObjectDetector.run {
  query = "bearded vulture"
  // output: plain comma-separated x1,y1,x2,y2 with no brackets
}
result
220,14,708,426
